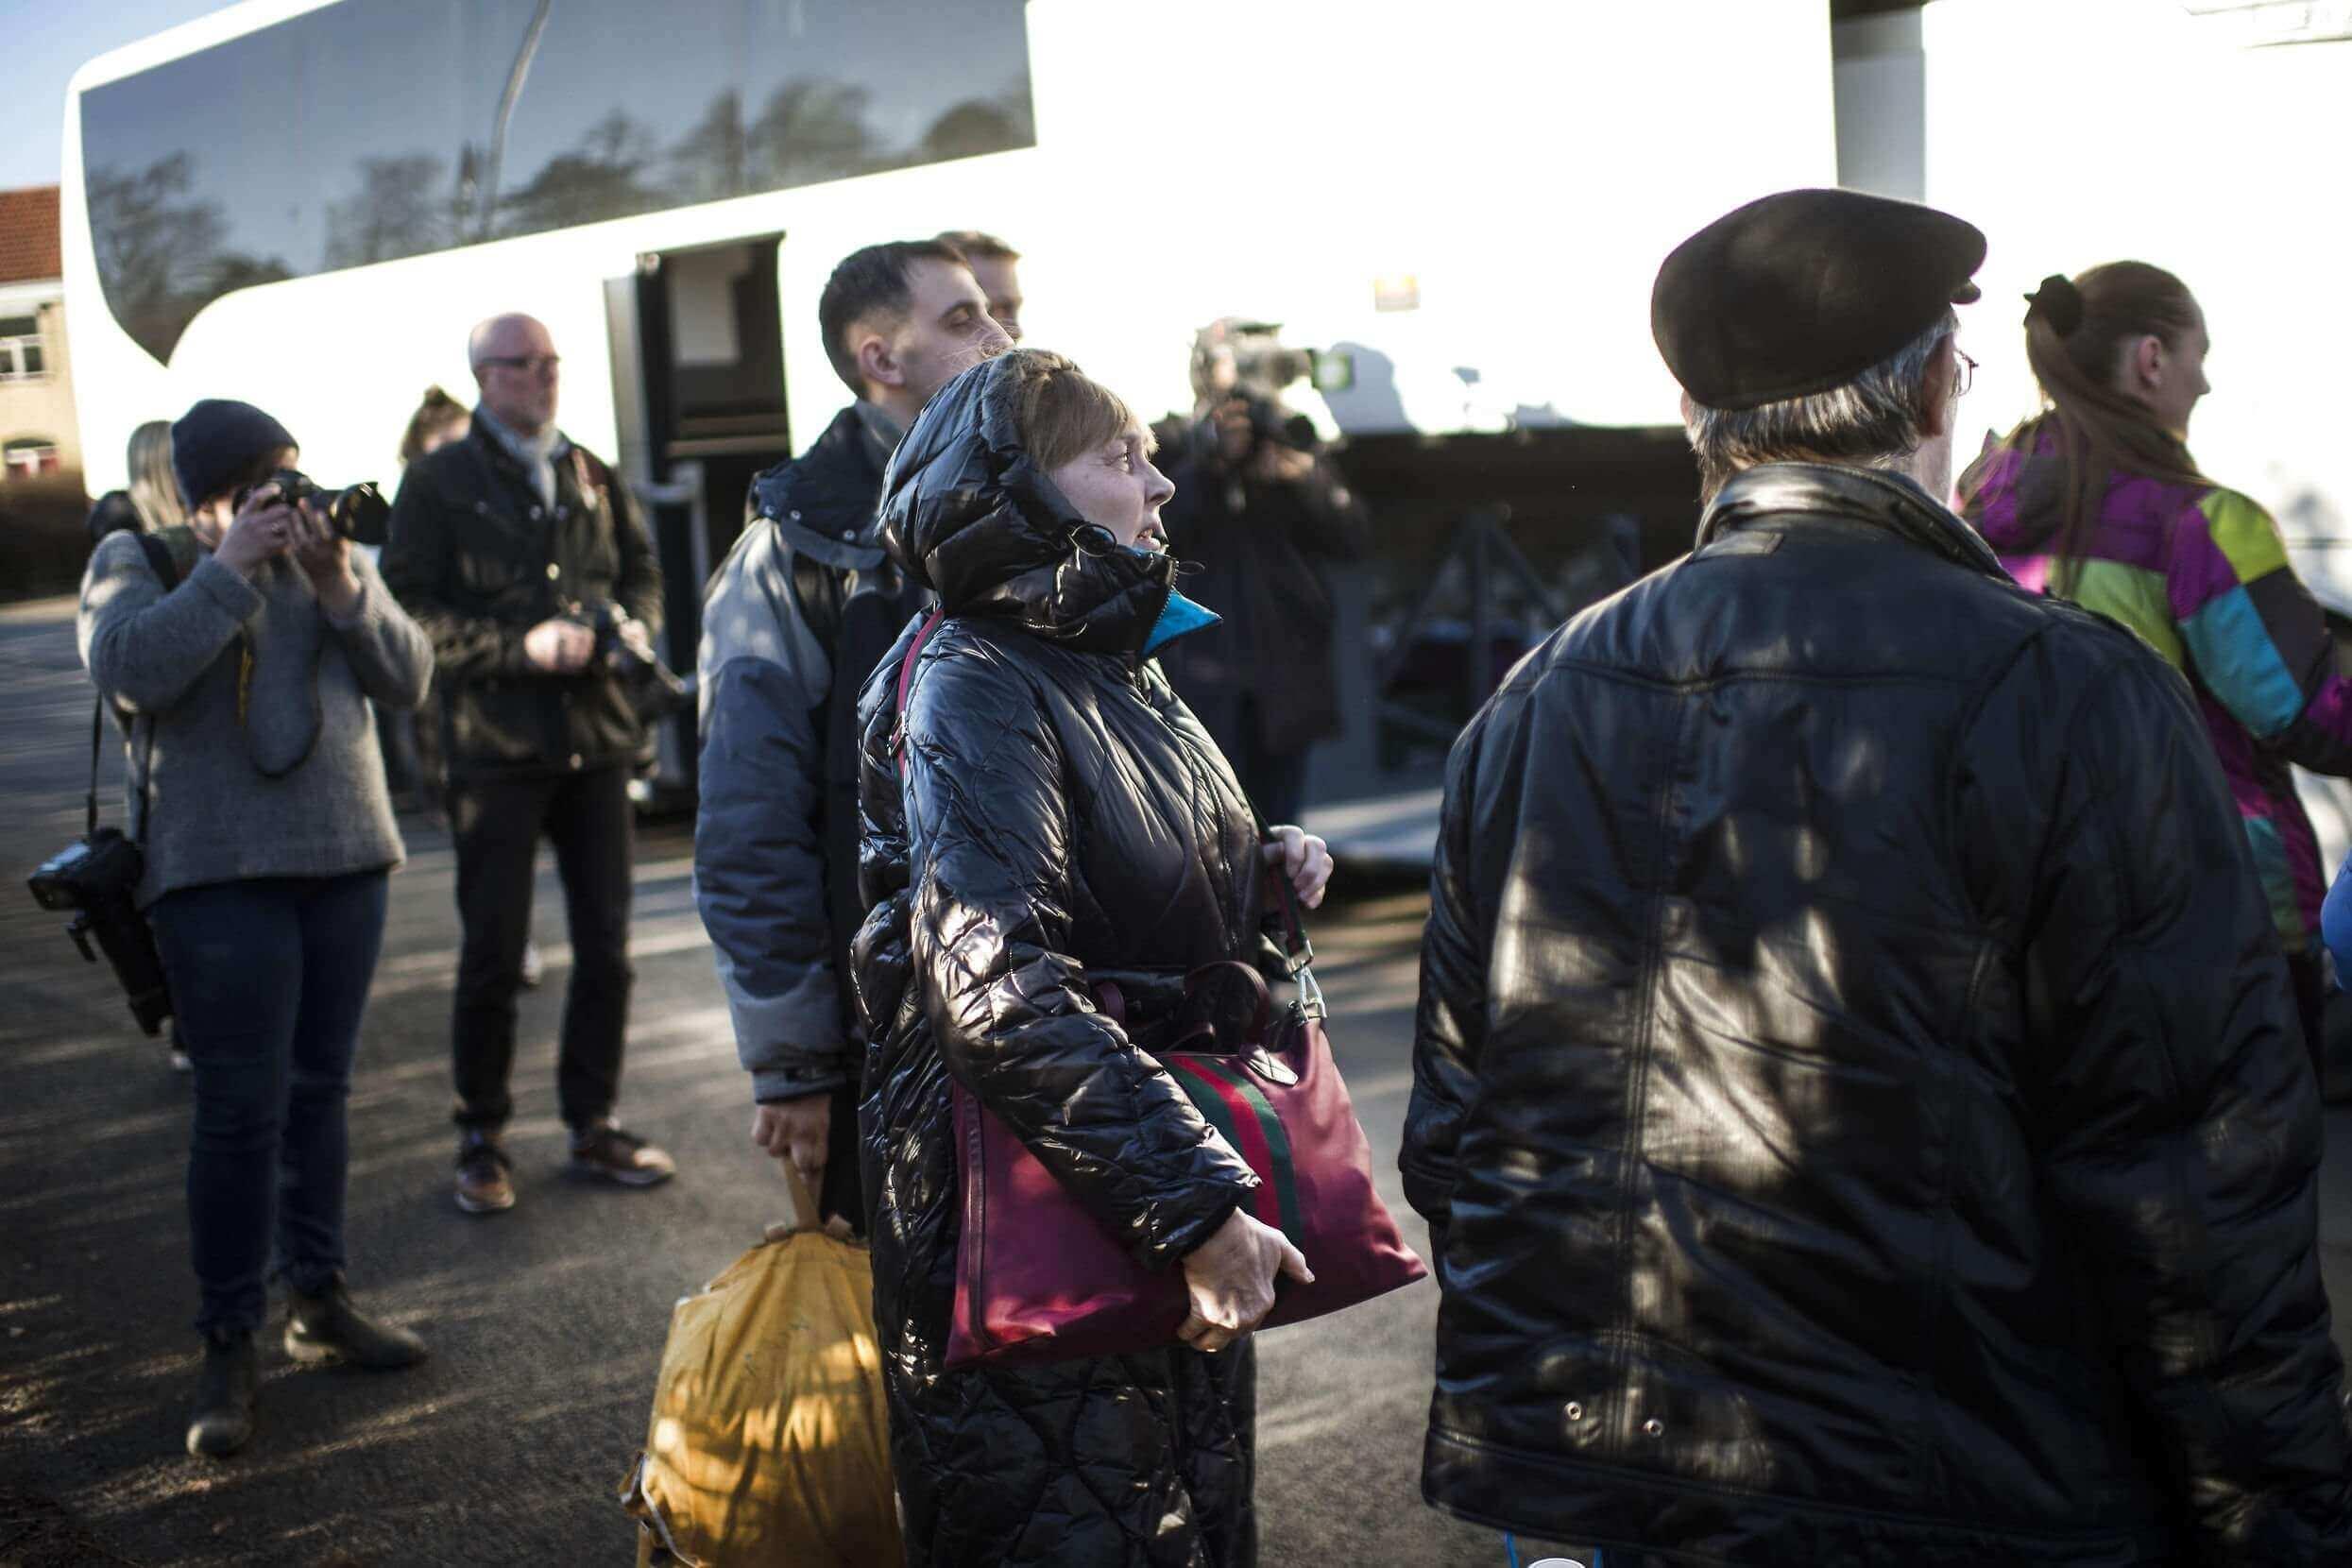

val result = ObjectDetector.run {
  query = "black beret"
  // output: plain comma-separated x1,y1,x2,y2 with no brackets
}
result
1653,188,1986,412
172,399,296,508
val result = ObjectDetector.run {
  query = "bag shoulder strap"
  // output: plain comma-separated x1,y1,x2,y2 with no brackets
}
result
135,530,177,590
1250,798,1321,1014
85,695,104,839
890,607,948,777
140,525,201,591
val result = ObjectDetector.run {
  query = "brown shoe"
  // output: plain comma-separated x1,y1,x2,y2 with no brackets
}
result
566,1119,675,1188
453,1131,516,1215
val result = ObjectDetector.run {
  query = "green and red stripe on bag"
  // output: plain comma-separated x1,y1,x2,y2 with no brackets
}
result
892,608,1426,1371
942,983,1427,1369
1163,1052,1308,1248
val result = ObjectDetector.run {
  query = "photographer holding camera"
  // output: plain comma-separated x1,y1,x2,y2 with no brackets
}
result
381,313,676,1216
1155,318,1368,823
76,398,435,1457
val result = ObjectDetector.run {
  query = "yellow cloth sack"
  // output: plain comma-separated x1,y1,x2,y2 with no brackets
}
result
620,1176,900,1568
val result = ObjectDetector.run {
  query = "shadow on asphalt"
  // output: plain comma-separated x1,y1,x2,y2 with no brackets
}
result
0,602,1541,1568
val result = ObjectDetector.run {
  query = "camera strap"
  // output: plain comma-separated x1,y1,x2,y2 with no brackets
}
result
84,694,158,845
85,697,102,841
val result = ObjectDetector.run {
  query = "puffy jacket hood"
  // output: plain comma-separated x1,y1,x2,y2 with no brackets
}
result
877,355,1183,656
745,403,891,570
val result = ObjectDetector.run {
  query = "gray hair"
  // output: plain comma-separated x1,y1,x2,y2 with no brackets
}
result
1683,312,1955,500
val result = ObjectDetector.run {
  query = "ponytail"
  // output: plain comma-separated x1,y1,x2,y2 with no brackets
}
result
2018,262,2204,586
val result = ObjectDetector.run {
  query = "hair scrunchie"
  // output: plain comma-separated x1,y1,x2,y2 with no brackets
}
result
2024,274,2085,337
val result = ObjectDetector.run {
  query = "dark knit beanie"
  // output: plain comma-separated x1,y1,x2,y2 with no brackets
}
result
171,399,296,507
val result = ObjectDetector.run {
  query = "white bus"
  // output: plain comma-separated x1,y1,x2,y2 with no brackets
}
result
60,0,1840,807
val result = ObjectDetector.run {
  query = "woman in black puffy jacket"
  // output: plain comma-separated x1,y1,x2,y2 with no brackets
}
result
849,349,1336,1566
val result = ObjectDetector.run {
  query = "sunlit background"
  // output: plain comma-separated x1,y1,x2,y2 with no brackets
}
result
12,0,2352,832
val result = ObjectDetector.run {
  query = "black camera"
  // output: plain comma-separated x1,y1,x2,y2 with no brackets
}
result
240,468,391,547
1235,391,1321,455
571,602,691,722
29,828,173,1036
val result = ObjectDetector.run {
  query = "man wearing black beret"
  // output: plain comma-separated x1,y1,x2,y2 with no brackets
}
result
1405,188,2352,1565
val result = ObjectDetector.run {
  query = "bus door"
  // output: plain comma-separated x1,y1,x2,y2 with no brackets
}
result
605,232,791,805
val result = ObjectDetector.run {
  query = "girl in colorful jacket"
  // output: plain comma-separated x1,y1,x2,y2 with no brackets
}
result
1957,263,2352,1082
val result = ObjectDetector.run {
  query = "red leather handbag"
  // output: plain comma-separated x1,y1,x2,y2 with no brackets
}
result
891,611,1427,1371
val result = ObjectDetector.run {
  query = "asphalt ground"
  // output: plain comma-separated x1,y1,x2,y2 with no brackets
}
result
9,590,2352,1568
0,596,1579,1568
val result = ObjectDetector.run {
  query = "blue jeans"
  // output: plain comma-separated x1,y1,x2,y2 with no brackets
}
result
150,872,388,1337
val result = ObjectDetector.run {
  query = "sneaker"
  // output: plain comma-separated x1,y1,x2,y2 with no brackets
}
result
186,1329,257,1457
453,1130,516,1215
285,1278,427,1370
566,1119,676,1188
519,940,544,989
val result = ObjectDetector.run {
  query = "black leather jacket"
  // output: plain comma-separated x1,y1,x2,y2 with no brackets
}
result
848,358,1275,1566
381,418,661,780
1405,462,2352,1566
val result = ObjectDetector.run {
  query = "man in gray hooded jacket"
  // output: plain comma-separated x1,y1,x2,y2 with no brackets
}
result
695,239,1008,1223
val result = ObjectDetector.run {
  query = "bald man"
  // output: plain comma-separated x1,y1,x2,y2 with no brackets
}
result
383,313,676,1214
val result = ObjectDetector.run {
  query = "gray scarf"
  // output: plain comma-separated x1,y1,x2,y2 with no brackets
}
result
475,404,565,507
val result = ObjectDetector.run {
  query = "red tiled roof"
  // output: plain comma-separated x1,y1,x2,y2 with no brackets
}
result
0,187,61,284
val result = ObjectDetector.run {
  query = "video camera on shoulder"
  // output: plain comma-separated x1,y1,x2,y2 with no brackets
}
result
237,468,391,547
1190,319,1331,458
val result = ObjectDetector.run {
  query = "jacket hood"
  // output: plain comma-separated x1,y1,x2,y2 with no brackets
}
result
745,403,891,571
877,355,1184,656
1699,460,2010,581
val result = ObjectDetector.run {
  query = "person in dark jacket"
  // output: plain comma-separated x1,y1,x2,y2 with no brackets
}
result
850,349,1334,1566
382,313,674,1213
695,239,1008,1226
1155,320,1368,824
1404,188,2352,1566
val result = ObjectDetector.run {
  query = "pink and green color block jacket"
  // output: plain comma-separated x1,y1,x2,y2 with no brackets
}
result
1959,421,2352,954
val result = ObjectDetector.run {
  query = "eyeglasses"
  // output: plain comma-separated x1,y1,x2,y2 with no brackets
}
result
1953,348,1978,398
477,353,561,374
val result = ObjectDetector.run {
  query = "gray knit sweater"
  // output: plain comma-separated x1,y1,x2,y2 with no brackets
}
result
77,532,435,908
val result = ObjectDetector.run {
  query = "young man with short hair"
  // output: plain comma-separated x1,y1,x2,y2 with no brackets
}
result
934,230,1023,343
695,241,1010,1226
